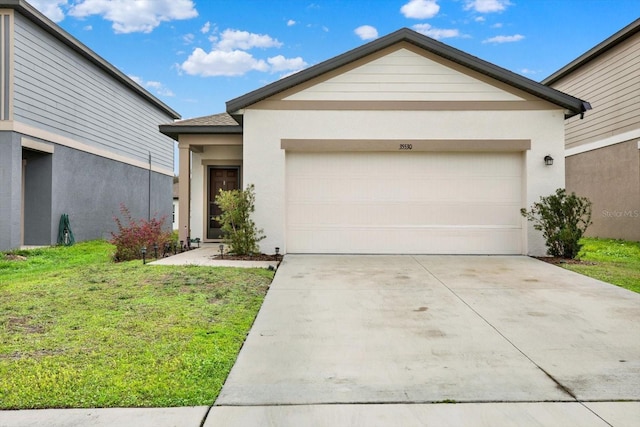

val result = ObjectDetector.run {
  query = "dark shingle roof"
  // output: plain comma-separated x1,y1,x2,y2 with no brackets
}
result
159,113,242,140
227,27,590,119
542,18,640,85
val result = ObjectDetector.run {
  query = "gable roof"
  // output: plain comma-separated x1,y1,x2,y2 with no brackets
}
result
1,0,180,119
542,18,640,86
159,112,242,140
226,27,590,119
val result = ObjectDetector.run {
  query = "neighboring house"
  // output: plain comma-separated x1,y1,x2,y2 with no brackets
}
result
543,18,640,241
160,28,589,256
173,177,179,230
0,0,180,251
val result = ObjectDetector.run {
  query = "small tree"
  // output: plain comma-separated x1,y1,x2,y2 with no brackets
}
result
215,184,265,255
521,188,592,259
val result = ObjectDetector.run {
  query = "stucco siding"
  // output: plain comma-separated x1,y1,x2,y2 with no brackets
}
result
566,140,640,241
551,34,640,148
242,107,566,256
0,131,21,250
48,144,172,244
12,12,175,171
284,46,524,102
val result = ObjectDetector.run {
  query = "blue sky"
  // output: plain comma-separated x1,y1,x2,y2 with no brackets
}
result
31,0,639,121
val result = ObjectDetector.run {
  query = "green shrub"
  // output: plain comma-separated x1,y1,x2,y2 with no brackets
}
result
110,204,173,261
214,184,265,255
521,188,592,259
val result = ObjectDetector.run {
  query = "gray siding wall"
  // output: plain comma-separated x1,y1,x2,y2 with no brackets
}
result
49,144,172,244
0,132,22,251
551,33,640,148
12,12,175,171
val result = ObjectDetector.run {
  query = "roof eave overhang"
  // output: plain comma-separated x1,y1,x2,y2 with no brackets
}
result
226,28,590,119
158,125,243,141
2,0,181,119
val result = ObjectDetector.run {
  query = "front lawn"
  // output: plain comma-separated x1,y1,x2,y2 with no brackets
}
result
561,237,640,294
0,241,273,409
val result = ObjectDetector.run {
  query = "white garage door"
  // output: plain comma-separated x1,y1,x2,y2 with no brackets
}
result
286,151,523,254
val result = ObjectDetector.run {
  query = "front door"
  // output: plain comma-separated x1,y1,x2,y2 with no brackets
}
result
208,167,239,239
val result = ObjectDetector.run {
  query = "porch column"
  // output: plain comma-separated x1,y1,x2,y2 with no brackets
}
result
178,142,191,244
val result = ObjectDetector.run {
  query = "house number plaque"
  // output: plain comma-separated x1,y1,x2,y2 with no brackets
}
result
399,144,413,150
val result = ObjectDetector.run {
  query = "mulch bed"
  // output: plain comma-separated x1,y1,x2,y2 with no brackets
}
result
535,256,596,266
213,254,280,261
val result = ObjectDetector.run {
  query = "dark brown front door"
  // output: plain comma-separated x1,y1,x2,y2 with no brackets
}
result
208,167,239,239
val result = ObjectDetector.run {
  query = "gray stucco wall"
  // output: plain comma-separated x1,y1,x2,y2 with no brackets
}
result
23,149,52,245
0,133,172,251
50,144,172,244
0,132,22,251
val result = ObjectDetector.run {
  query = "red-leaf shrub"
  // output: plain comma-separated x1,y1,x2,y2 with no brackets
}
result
110,204,173,262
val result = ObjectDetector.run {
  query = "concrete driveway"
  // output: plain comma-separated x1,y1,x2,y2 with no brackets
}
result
207,255,640,426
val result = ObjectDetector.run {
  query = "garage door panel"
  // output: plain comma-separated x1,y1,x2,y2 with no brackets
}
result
286,151,523,254
287,227,522,254
288,202,521,227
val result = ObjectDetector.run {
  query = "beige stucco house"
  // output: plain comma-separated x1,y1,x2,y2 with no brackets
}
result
543,18,640,241
160,28,589,256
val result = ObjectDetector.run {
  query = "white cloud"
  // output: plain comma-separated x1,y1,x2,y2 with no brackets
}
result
520,68,538,75
475,16,485,22
129,75,175,97
200,21,210,34
83,24,93,31
30,0,68,23
287,19,296,26
412,23,460,40
216,29,282,51
267,55,307,73
483,34,524,43
491,22,503,28
181,27,305,78
69,0,198,34
180,48,269,77
465,0,511,13
400,0,440,19
354,25,378,40
183,33,195,44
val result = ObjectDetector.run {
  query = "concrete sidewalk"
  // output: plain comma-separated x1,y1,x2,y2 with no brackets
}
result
0,407,209,427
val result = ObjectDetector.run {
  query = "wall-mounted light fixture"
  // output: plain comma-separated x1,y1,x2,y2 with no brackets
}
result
544,155,554,166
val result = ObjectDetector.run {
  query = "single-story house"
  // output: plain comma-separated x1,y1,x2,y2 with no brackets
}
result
0,0,180,251
543,18,640,241
160,28,590,256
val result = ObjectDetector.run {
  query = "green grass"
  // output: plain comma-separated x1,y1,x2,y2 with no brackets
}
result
0,241,273,409
561,237,640,294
